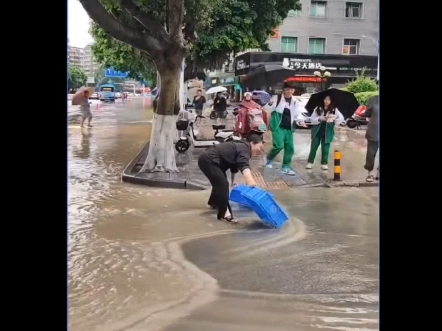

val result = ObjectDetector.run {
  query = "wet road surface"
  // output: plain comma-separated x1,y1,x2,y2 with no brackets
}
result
68,100,378,331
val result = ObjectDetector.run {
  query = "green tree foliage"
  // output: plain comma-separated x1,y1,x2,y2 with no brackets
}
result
345,68,378,94
355,91,378,106
68,65,87,92
91,28,157,85
79,0,300,172
86,0,300,84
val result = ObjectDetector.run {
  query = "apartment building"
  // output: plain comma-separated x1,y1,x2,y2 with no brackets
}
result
268,0,378,56
83,43,99,76
68,46,84,67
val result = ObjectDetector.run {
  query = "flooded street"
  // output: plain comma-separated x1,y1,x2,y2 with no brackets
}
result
68,99,378,331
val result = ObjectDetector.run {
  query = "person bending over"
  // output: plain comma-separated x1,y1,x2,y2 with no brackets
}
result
198,134,264,223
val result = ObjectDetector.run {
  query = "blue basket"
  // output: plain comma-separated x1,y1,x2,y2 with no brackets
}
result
229,185,273,208
229,185,288,228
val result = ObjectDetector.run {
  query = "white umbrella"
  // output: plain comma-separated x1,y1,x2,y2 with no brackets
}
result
206,86,227,95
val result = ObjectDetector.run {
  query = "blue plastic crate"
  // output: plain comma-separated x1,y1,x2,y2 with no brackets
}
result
229,185,288,229
230,185,254,208
229,185,273,208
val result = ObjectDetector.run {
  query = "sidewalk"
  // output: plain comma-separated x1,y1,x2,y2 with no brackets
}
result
290,127,378,187
122,116,377,190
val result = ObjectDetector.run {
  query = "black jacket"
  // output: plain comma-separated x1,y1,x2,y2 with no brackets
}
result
204,140,251,173
213,97,227,112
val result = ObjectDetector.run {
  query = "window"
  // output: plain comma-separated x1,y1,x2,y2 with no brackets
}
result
309,1,327,17
345,2,363,18
308,38,325,54
342,39,360,55
281,37,298,53
288,9,301,17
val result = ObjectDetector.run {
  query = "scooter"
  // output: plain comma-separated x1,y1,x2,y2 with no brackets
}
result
346,106,368,129
209,105,228,120
175,111,239,153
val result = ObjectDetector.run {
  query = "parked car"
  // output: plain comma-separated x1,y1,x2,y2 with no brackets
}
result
90,92,99,100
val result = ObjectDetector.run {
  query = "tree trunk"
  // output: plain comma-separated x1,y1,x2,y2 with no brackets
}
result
140,65,181,173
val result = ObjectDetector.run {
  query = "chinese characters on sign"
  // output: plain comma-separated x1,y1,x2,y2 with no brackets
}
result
291,76,324,83
104,68,129,78
282,58,322,70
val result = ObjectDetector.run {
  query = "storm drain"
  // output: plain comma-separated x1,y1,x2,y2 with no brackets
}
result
251,169,289,189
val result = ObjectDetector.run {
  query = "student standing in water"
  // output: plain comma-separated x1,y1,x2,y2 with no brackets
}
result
266,80,307,175
306,95,344,170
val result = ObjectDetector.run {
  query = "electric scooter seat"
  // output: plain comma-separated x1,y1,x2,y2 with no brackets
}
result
212,124,226,130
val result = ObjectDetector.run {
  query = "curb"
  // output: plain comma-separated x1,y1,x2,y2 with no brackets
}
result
325,180,378,187
121,142,209,190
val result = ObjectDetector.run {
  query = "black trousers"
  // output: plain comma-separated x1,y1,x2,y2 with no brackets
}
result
364,139,379,172
198,153,232,219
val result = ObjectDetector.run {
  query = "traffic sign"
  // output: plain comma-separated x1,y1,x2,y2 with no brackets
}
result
104,68,128,78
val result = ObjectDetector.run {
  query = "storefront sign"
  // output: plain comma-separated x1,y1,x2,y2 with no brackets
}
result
282,58,322,70
291,76,324,83
219,77,237,85
210,76,239,87
236,59,249,70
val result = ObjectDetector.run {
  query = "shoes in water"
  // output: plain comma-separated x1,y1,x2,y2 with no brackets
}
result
218,216,238,224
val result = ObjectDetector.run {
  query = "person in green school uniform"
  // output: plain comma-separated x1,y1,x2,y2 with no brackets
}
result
306,95,345,170
266,80,308,175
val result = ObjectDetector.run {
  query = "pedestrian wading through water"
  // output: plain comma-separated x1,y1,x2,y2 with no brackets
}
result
198,134,264,223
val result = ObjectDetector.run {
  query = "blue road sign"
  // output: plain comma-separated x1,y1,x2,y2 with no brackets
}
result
104,68,129,78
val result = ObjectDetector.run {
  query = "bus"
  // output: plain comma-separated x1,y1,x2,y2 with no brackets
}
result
98,84,116,102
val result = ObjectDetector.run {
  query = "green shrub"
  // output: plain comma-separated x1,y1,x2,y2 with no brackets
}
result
345,68,378,94
355,91,378,105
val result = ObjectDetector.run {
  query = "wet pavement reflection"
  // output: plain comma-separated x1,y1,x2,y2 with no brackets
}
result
68,99,378,331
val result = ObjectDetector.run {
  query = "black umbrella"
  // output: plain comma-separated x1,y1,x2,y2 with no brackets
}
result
305,88,360,119
243,65,296,89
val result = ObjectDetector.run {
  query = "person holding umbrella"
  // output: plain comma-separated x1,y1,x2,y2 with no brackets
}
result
213,92,227,119
266,79,308,175
72,87,94,128
306,95,345,170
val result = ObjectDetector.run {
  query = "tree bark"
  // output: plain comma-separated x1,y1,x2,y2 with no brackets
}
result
140,65,181,173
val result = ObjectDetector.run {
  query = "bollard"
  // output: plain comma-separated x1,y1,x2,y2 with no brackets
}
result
333,150,341,181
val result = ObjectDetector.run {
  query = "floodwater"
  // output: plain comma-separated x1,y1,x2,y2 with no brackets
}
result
68,99,378,331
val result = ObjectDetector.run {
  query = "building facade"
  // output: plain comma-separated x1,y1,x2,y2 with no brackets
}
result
268,0,378,56
235,52,377,94
83,43,100,77
68,46,84,67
